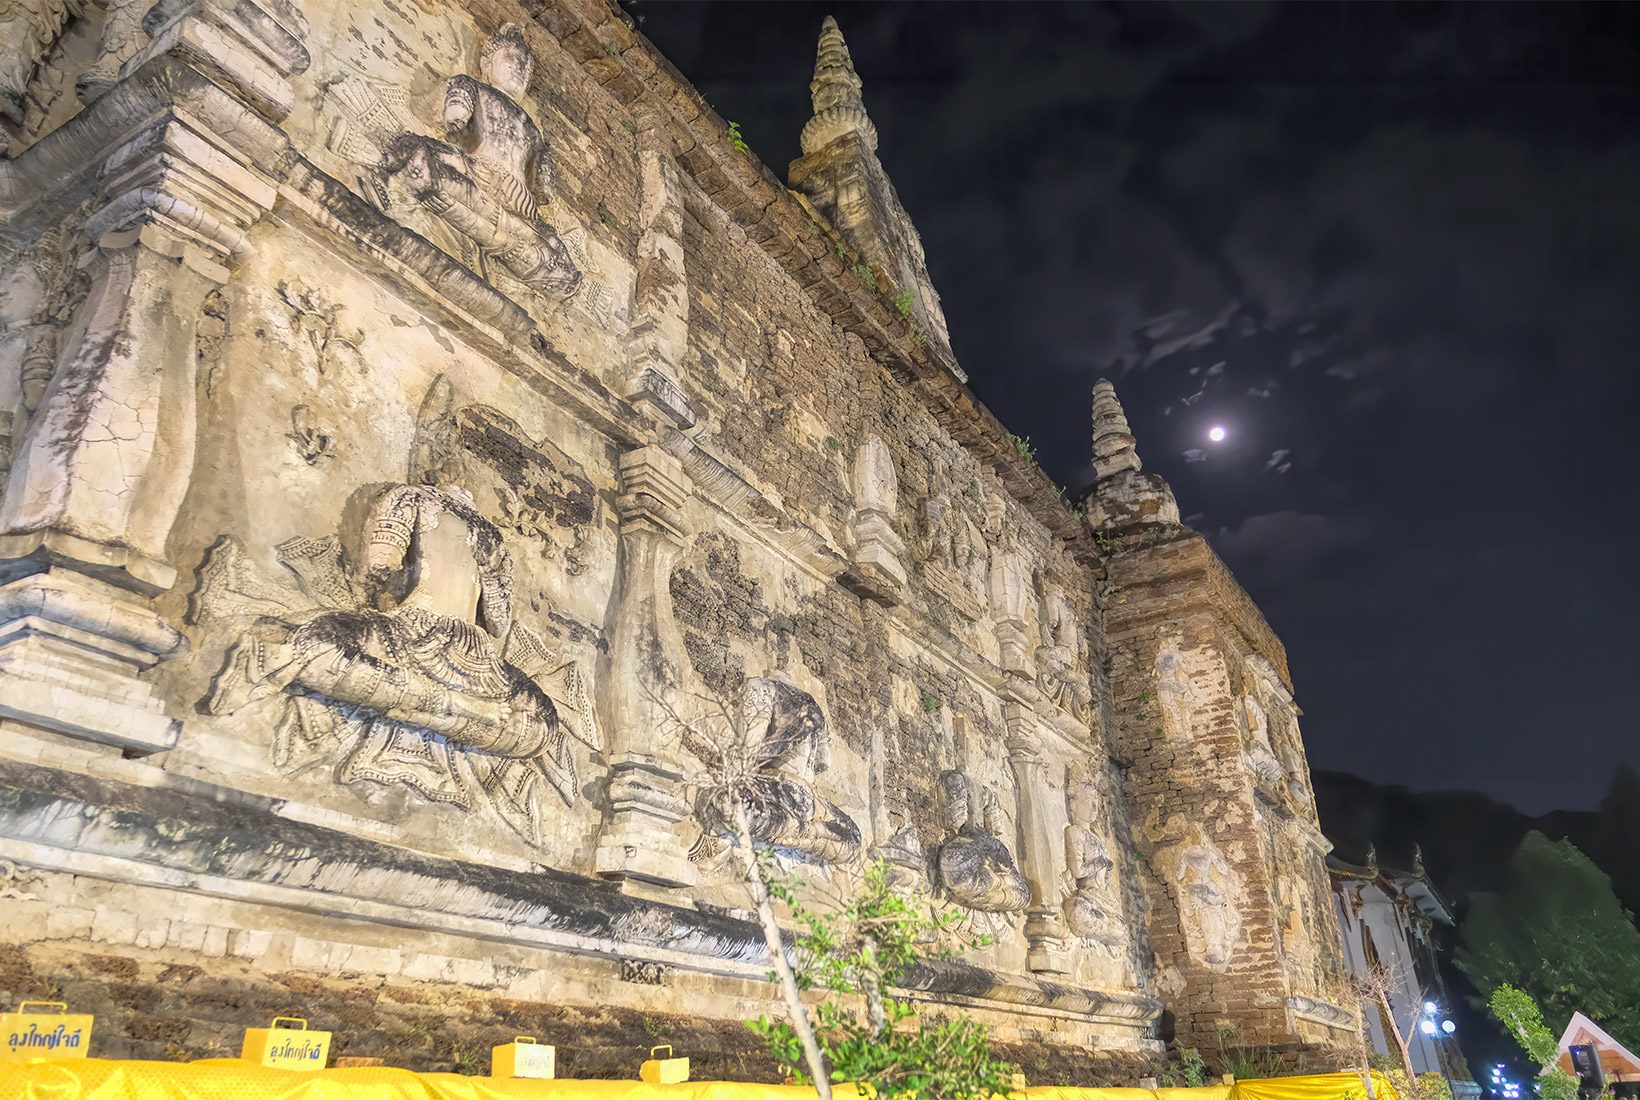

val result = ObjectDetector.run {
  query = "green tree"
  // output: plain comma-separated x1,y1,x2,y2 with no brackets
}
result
748,859,1019,1100
1455,831,1640,1051
1485,985,1577,1100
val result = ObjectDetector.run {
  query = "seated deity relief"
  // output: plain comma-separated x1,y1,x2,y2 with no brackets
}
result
1063,770,1124,951
196,483,596,848
686,677,862,867
1036,589,1094,723
934,769,1030,915
323,23,610,322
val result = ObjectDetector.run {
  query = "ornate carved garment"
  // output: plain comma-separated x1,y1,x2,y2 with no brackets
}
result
202,485,589,847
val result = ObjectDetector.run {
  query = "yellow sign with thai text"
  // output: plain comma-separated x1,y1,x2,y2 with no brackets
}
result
241,1017,330,1071
1,1002,93,1062
492,1036,555,1079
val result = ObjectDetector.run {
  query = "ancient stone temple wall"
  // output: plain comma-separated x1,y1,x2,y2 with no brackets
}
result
0,0,1350,1079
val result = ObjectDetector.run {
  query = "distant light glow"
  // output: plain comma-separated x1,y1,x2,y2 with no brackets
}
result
1208,425,1227,443
1424,1001,1439,1013
1442,1020,1457,1034
1420,1020,1438,1036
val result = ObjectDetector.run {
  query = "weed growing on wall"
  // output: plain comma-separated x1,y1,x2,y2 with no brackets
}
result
1179,1047,1207,1087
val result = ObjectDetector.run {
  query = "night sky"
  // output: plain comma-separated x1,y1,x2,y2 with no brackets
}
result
628,1,1640,816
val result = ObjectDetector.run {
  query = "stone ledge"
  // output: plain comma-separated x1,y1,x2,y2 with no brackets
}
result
0,757,1160,1034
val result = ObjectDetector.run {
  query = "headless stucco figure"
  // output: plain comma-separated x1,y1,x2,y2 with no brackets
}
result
1175,833,1242,968
690,677,862,866
203,484,579,845
935,769,1030,912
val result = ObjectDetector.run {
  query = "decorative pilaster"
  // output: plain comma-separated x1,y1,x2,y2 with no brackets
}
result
843,435,905,604
1004,703,1071,974
990,533,1032,677
594,444,697,888
0,0,308,751
626,118,695,430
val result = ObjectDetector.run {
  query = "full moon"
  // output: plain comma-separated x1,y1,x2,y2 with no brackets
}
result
1209,425,1227,443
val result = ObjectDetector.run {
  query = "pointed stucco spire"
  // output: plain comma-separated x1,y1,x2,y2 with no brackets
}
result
801,16,878,155
1086,378,1180,532
1091,378,1143,479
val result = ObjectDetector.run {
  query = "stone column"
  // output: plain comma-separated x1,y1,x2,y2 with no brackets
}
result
1004,702,1070,974
0,0,307,751
594,444,698,888
991,546,1032,677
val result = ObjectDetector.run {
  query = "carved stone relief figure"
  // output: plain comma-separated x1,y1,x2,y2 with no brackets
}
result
935,769,1030,913
1063,769,1124,949
324,24,609,322
1156,827,1245,971
1241,690,1284,786
687,677,863,866
874,822,930,892
0,226,80,474
198,484,595,847
1154,643,1203,741
1,0,71,131
912,453,986,621
1036,589,1093,722
76,0,150,104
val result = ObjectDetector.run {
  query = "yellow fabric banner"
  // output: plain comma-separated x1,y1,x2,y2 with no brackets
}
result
0,1059,1401,1100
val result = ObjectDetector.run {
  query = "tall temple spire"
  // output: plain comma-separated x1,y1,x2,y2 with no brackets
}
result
1086,379,1179,531
790,15,955,368
1091,378,1142,479
801,16,878,156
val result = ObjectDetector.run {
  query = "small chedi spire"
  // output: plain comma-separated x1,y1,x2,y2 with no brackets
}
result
1086,379,1180,532
1091,379,1142,479
801,15,878,155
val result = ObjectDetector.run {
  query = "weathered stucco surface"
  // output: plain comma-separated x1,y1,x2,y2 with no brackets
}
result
0,0,1353,1078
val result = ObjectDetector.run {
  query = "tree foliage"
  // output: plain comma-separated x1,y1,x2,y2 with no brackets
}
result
747,859,1019,1100
1456,831,1640,1052
1486,984,1578,1100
